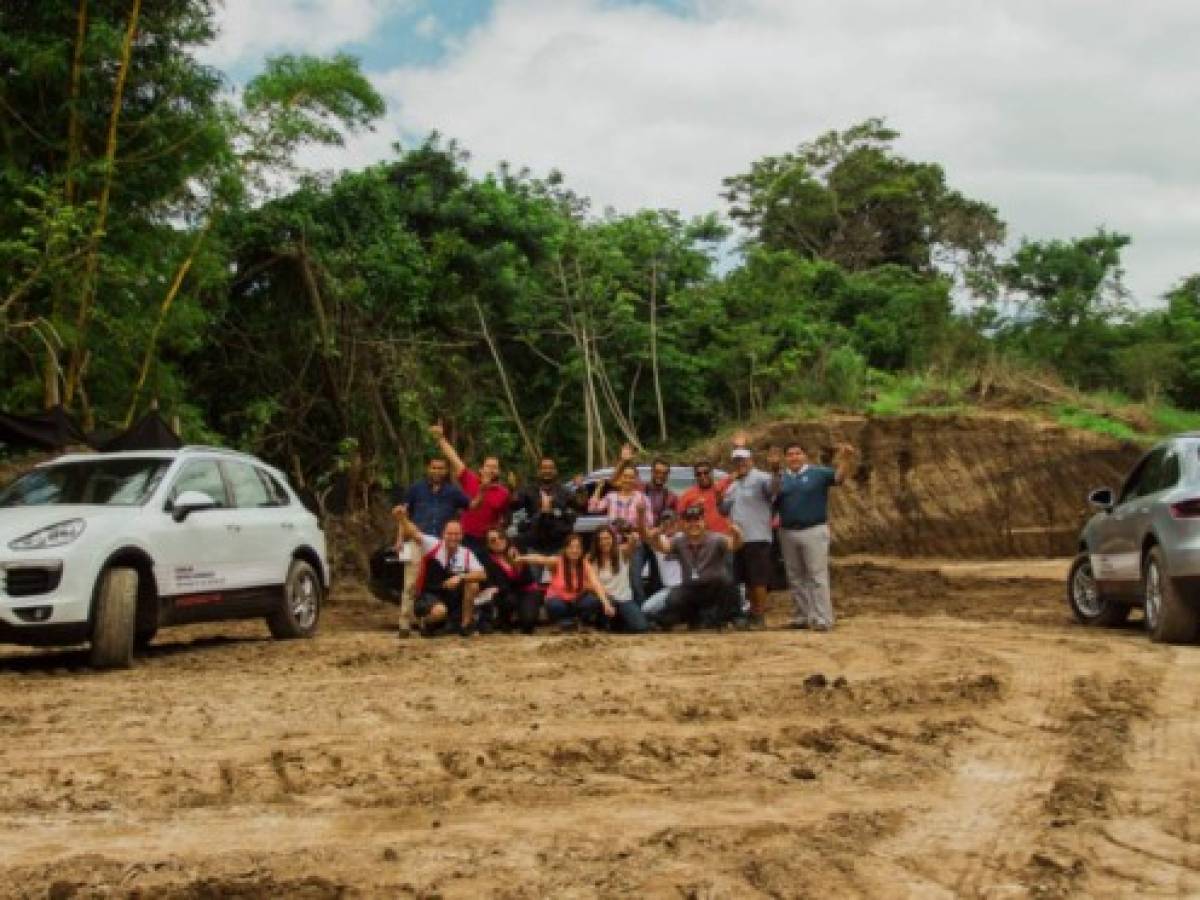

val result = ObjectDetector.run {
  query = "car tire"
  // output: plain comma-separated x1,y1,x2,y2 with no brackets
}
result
1067,553,1129,627
267,559,322,639
1143,546,1199,644
89,567,138,669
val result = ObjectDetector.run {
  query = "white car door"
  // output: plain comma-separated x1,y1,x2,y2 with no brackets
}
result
221,459,291,588
153,458,239,597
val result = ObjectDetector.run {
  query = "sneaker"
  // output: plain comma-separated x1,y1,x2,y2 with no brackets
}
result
558,619,580,634
811,623,832,633
458,623,477,638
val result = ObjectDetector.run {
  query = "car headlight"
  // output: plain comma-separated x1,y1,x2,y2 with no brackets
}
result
8,519,86,551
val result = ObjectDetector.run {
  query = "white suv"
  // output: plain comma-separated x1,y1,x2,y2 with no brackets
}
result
0,447,329,667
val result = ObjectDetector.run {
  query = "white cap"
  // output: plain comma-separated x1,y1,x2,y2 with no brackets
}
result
731,447,753,460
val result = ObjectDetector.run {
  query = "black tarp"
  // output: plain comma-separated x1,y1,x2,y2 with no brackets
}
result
0,405,90,451
0,407,181,454
96,411,182,452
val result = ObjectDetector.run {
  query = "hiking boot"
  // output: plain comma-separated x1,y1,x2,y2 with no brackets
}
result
746,613,767,630
397,622,412,639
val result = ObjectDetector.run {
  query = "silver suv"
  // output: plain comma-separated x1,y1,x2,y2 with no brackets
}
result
1068,434,1200,643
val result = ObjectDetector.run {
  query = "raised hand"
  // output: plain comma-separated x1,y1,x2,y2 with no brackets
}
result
731,428,749,449
619,442,635,461
428,422,444,441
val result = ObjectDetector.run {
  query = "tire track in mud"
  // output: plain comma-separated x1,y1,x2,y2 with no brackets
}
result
1075,647,1200,897
863,620,1169,899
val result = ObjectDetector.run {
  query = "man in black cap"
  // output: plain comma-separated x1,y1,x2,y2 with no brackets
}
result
640,503,743,628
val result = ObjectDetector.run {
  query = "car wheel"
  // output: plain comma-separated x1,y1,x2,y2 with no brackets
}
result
267,559,322,639
1067,553,1129,627
89,567,138,669
1143,546,1199,644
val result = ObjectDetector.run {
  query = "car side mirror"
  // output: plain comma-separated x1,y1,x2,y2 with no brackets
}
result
1088,487,1114,512
171,490,218,522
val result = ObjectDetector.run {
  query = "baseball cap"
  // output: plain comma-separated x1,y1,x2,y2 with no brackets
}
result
731,448,752,460
682,504,705,521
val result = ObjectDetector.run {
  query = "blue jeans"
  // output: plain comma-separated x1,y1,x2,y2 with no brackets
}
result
546,592,603,626
629,543,658,605
611,599,648,634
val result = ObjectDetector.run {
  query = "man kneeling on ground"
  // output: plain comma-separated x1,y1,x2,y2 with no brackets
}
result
395,511,486,637
640,504,744,629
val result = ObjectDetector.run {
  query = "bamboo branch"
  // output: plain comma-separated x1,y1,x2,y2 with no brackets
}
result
123,221,212,425
63,0,143,404
472,297,541,464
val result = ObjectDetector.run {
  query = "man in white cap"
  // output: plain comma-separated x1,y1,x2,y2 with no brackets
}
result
718,430,778,629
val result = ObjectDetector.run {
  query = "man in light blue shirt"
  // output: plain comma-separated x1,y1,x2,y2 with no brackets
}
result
719,437,777,628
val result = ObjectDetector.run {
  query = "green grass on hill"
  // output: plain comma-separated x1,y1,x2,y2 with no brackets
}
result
1054,406,1143,442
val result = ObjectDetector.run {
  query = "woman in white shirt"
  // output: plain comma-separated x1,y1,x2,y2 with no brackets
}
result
587,524,649,634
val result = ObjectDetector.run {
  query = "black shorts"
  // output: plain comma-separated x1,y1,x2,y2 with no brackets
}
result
735,541,773,588
415,589,463,619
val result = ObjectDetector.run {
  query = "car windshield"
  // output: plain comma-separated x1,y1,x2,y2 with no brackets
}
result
0,458,171,507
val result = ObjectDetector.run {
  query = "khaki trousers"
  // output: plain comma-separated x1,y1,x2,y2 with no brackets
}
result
778,523,833,628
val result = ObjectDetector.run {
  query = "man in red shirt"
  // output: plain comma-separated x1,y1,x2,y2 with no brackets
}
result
677,459,730,535
430,423,511,557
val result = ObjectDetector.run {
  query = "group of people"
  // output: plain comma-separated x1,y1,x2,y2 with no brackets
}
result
390,424,857,638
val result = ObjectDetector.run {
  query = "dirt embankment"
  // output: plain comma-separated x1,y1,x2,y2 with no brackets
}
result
696,412,1142,558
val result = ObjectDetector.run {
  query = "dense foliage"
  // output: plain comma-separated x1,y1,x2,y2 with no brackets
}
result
3,2,1197,499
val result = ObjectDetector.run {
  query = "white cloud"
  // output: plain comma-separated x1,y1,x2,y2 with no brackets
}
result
315,0,1200,301
202,0,413,68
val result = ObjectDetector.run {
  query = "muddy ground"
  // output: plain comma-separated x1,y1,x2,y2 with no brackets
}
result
0,562,1197,899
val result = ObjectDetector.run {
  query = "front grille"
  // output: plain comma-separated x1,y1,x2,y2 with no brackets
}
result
2,566,62,597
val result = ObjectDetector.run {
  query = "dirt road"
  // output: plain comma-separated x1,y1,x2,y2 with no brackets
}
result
0,561,1197,898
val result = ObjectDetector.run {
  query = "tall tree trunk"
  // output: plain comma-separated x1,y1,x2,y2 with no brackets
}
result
579,316,607,467
649,260,667,442
123,221,211,426
64,0,89,205
294,247,349,433
63,0,142,405
472,298,541,465
45,0,90,407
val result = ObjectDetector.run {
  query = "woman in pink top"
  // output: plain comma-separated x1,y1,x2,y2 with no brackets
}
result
588,461,650,526
519,533,610,631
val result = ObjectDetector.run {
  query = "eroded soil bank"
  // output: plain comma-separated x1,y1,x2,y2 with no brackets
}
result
1,562,1196,899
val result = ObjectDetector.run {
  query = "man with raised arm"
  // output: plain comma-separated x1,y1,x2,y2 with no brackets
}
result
390,456,469,637
771,440,857,632
429,422,511,559
394,508,487,637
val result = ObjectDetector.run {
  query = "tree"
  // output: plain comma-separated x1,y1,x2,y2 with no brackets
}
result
722,119,1005,275
995,229,1131,388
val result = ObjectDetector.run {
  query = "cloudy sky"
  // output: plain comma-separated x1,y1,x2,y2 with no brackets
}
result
204,0,1200,305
